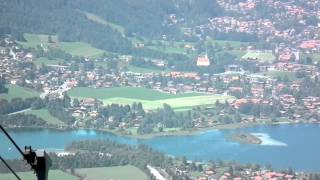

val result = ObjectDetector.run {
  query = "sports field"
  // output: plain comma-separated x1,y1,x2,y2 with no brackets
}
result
0,170,76,180
0,85,39,100
242,51,276,62
68,87,235,110
75,165,148,180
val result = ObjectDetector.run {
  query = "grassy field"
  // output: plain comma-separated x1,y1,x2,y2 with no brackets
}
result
242,51,276,62
26,108,65,126
19,33,105,58
84,12,125,35
206,38,249,49
18,33,58,48
59,42,105,57
68,87,204,101
75,165,148,180
301,53,320,63
127,65,169,73
68,87,235,110
0,85,39,100
216,50,247,59
34,57,63,66
259,71,298,81
0,170,76,180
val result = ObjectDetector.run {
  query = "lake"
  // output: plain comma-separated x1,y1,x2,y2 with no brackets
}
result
1,124,320,172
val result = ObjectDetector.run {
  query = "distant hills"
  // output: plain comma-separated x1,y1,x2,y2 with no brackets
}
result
0,0,222,54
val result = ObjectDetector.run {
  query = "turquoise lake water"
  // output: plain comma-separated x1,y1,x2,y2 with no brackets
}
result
1,124,320,171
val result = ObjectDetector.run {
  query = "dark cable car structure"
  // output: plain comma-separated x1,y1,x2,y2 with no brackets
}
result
0,125,51,180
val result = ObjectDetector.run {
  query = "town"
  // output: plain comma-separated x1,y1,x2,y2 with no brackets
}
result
1,0,320,179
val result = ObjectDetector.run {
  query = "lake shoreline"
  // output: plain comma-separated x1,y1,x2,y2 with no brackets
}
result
4,121,318,140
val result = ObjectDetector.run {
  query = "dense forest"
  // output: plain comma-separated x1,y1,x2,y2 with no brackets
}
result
0,0,222,54
0,76,8,93
0,140,173,176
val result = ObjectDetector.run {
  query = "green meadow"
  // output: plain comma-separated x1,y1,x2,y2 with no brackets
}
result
75,165,147,180
34,57,63,66
84,11,125,35
206,37,250,49
242,51,276,62
259,70,298,81
18,33,105,58
68,87,235,110
26,108,66,126
0,170,76,180
0,85,39,100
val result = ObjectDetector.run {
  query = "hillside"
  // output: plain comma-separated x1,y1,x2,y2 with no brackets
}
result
0,0,222,54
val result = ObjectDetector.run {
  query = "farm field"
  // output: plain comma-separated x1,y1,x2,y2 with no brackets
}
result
75,165,148,180
18,33,105,58
0,170,76,180
242,51,276,62
0,85,39,100
68,87,235,110
26,108,65,126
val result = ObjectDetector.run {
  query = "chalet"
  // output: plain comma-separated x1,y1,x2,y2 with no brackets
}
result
225,64,241,72
0,46,8,55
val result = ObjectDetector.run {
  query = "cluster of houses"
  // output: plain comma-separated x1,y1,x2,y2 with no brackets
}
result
173,160,303,180
2,35,320,126
204,0,320,57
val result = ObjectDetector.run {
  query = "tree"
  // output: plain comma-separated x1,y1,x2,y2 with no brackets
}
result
48,35,54,43
182,156,187,166
0,76,8,94
73,98,80,107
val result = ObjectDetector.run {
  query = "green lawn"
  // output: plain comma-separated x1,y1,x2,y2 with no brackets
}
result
68,87,235,110
59,42,105,58
206,38,250,49
84,12,125,35
0,170,76,180
68,87,203,101
216,50,247,58
34,57,63,66
147,45,191,56
259,71,298,81
127,65,168,73
75,165,147,180
0,85,39,100
18,33,58,48
103,95,234,110
242,51,276,62
19,33,105,58
26,108,65,126
301,53,320,63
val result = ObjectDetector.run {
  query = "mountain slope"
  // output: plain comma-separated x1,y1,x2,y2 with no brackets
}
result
0,0,222,54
